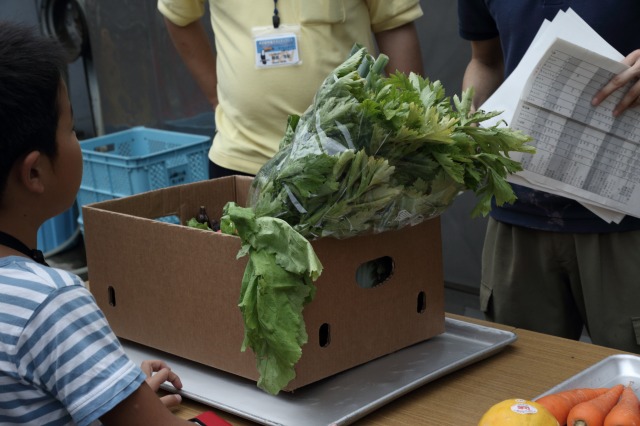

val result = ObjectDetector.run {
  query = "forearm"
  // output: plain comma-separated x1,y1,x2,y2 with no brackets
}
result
375,22,424,75
164,18,218,109
462,38,504,111
462,60,503,110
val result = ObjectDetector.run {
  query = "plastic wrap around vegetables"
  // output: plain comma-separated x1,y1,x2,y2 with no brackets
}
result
248,46,534,240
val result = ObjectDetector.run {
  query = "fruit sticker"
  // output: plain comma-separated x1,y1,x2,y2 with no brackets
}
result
511,399,538,414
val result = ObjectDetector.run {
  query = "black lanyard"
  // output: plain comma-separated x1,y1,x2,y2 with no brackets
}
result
0,231,49,266
272,0,280,28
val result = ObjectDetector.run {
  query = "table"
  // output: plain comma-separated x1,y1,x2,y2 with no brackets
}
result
167,314,626,425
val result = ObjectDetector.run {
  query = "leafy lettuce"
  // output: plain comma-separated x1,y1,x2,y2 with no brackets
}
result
220,203,322,395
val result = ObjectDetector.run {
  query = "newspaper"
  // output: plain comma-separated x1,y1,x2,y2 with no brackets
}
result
480,9,640,222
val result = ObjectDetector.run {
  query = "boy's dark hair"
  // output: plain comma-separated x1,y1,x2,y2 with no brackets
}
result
0,21,67,203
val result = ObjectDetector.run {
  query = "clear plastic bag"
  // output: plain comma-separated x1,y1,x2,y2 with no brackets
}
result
248,46,531,240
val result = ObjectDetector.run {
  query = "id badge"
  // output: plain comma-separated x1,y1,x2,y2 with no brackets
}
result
253,25,301,69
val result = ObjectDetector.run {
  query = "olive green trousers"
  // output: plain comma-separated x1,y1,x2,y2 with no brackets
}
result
481,218,640,353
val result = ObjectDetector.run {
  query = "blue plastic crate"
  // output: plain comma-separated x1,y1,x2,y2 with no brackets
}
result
38,203,80,255
77,126,210,230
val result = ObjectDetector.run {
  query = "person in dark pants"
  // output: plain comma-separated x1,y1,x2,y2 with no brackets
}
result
458,0,640,353
209,160,253,179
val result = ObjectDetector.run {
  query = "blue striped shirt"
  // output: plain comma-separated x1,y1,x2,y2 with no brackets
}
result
0,256,146,425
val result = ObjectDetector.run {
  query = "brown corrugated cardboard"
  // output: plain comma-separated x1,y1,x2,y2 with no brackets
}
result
82,176,445,391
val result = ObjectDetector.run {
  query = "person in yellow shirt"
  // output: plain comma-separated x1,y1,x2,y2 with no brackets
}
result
158,0,424,177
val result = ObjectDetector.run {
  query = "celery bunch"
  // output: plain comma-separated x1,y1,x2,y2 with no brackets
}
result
249,46,534,239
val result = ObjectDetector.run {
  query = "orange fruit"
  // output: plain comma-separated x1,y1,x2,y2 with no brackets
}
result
478,398,560,425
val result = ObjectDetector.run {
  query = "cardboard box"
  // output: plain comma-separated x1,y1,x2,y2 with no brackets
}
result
83,176,445,391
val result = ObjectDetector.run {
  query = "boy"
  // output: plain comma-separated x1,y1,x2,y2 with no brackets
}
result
0,21,199,425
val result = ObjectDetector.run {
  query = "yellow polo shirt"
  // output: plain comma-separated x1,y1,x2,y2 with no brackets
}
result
158,0,423,174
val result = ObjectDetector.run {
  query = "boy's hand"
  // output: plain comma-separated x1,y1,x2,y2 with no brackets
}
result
141,359,184,408
592,49,640,116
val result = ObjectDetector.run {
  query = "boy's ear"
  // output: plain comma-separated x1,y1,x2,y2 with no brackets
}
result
18,151,47,194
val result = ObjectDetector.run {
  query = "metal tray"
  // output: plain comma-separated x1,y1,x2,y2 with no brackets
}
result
122,317,516,426
536,354,640,399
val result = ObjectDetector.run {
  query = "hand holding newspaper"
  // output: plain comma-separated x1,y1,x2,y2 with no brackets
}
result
481,9,640,223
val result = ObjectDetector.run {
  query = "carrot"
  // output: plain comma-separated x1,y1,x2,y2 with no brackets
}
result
536,387,613,424
567,384,625,426
604,384,640,426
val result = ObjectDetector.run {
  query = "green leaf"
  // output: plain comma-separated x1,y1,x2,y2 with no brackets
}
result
186,217,212,231
221,203,322,395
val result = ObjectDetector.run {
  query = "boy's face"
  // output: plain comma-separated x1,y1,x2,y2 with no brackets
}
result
48,81,83,216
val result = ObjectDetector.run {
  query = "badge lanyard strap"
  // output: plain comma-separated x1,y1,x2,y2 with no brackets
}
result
0,230,49,266
272,0,280,28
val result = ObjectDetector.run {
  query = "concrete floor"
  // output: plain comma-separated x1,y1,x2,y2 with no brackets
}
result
444,286,484,320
